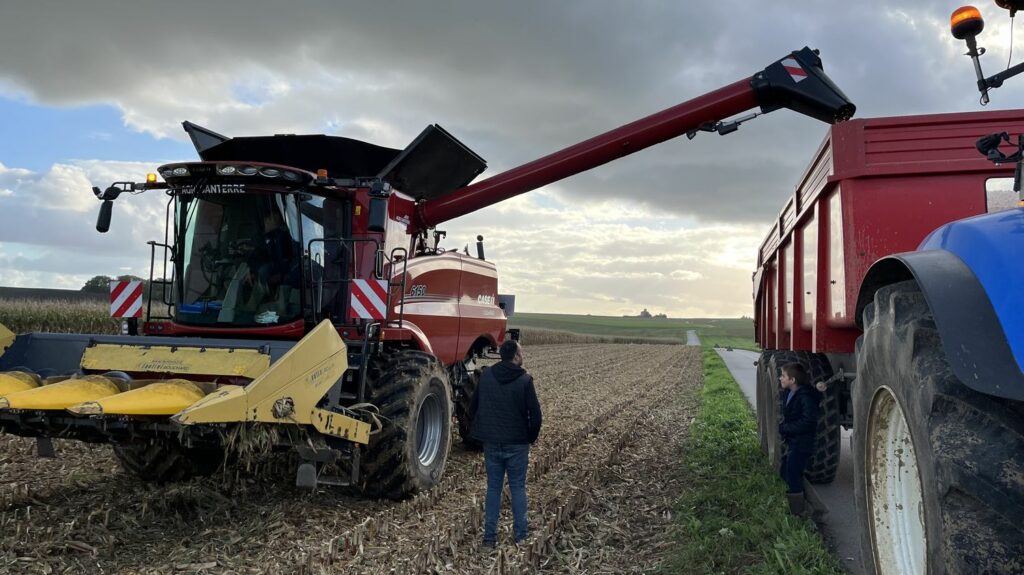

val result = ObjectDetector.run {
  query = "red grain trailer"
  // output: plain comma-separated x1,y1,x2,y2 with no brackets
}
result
754,108,1024,574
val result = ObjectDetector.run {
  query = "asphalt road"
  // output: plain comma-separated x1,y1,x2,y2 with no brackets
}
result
715,348,864,575
685,330,700,346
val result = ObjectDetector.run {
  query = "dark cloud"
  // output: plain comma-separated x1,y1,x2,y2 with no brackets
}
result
5,1,1021,221
3,1,1023,311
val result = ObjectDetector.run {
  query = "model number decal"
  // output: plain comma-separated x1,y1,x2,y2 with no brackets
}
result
409,284,427,297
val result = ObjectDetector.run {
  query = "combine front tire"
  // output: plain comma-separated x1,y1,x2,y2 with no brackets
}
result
854,280,1024,574
112,441,223,482
453,367,482,451
360,350,452,500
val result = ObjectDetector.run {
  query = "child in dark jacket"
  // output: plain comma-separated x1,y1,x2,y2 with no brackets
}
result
778,362,820,516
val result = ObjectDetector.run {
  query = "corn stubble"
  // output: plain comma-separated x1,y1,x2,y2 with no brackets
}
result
0,302,702,573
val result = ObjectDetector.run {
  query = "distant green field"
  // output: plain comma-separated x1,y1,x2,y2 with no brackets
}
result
509,313,757,349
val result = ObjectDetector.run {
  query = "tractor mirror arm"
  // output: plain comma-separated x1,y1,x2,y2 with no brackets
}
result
980,59,1024,92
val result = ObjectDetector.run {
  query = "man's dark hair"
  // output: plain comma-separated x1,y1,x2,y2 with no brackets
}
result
499,340,520,361
781,362,810,387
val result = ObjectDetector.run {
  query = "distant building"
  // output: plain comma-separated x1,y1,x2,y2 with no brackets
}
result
639,308,652,318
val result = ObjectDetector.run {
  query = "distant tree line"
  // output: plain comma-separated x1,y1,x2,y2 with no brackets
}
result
629,308,669,319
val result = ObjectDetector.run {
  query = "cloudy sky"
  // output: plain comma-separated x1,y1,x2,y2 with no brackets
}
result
2,0,1022,317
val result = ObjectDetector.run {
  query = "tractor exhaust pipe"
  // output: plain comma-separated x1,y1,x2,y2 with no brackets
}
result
476,235,485,260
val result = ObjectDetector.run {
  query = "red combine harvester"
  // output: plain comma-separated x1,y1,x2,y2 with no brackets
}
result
0,48,852,498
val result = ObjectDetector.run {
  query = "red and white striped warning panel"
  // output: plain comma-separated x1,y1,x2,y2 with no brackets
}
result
781,57,807,83
110,280,144,318
349,279,389,320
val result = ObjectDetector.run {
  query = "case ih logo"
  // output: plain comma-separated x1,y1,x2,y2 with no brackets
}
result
781,57,807,83
349,279,389,320
110,280,143,318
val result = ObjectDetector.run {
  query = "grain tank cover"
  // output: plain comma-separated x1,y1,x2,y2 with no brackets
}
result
198,134,401,178
184,121,485,192
378,124,487,200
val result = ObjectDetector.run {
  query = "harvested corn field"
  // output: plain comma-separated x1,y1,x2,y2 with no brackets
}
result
0,344,701,574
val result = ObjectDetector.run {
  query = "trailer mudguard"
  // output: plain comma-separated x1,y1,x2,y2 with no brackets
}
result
856,209,1024,401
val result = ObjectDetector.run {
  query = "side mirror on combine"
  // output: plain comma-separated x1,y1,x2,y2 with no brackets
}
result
96,200,113,233
92,185,123,233
91,176,159,234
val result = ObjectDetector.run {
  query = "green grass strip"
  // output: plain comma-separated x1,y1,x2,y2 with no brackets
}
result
659,347,843,575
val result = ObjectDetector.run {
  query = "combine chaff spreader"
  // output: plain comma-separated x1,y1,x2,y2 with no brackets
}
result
0,48,852,497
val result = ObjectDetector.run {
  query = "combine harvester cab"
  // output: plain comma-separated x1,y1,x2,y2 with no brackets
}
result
1,47,853,498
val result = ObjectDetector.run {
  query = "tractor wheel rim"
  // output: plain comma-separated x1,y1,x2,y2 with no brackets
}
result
866,386,926,575
416,392,442,466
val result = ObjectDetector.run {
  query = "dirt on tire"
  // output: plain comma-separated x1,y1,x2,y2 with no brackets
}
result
854,280,1024,575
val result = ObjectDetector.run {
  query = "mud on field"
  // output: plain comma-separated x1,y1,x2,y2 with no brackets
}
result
0,344,702,574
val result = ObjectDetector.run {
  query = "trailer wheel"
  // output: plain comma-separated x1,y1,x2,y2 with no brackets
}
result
765,351,800,470
112,441,223,482
755,351,781,464
360,350,452,500
854,280,1024,575
453,366,482,451
806,369,841,485
758,350,840,483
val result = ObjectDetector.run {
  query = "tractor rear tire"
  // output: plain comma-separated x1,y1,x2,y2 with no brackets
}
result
454,367,482,451
360,350,452,500
112,441,223,482
758,350,840,484
854,280,1024,575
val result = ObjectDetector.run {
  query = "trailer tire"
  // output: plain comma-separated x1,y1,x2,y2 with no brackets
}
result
854,280,1024,575
360,350,452,500
755,351,780,464
806,369,842,485
453,367,482,451
758,350,840,484
112,441,223,482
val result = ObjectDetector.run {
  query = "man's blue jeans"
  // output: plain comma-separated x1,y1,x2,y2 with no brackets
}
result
483,443,530,543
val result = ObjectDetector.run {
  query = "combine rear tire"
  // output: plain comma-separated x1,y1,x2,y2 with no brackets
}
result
854,280,1024,575
112,441,223,482
360,350,452,500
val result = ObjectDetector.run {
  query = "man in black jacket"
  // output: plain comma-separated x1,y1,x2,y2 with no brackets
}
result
470,340,542,547
778,362,820,517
